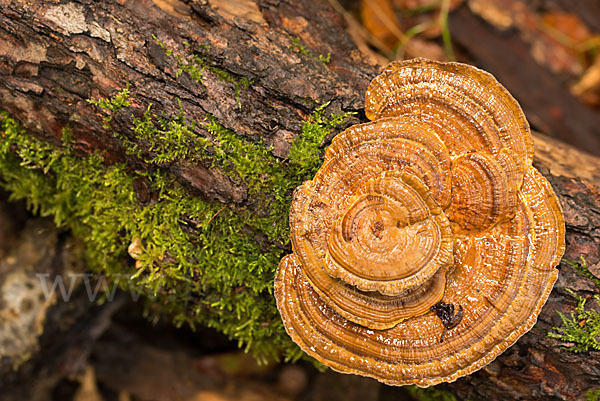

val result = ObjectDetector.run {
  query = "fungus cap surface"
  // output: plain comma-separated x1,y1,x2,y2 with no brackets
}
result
275,58,565,386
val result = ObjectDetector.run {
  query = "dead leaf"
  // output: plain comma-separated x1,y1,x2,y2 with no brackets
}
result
395,0,463,12
395,0,464,39
361,0,404,52
151,0,192,18
532,11,594,75
468,1,592,75
74,366,105,401
326,0,389,65
529,37,583,76
207,0,266,26
468,0,514,30
572,56,600,107
542,11,591,45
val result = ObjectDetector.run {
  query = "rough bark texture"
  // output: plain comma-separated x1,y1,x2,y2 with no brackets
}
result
1,0,600,400
0,0,374,205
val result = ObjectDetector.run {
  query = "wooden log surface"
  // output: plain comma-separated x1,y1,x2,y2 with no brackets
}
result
1,0,600,400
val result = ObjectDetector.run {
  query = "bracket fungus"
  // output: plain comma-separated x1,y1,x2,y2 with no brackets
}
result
274,58,565,386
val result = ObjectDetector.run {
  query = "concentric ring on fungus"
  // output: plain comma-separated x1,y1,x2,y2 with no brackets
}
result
274,58,565,386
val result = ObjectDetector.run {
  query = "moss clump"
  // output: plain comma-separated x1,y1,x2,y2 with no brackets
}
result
202,114,294,243
87,81,131,114
87,82,130,128
587,389,600,401
548,288,600,353
88,87,207,164
287,101,350,182
131,102,210,164
548,257,600,353
0,91,353,364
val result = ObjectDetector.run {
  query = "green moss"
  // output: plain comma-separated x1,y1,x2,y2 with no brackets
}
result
548,257,600,353
548,288,600,352
153,35,252,108
201,114,293,242
88,89,205,166
288,36,331,65
288,101,354,182
87,86,354,243
289,36,312,58
565,257,600,289
587,389,600,401
0,92,352,365
87,82,130,128
317,53,332,64
0,111,285,363
131,102,210,164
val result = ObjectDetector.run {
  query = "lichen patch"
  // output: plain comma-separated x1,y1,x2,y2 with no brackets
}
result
43,3,88,36
89,22,111,43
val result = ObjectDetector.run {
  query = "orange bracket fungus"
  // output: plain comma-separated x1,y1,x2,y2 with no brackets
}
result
274,58,565,386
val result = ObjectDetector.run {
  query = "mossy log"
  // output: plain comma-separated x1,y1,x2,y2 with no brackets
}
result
1,0,600,400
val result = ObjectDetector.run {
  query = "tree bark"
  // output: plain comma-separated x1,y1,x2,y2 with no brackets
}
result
1,0,600,400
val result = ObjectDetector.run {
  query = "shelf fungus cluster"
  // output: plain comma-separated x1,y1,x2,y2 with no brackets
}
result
274,58,565,386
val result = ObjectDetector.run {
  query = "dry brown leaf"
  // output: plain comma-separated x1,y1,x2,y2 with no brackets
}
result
206,0,266,26
395,0,463,12
529,38,582,76
326,0,389,65
151,0,192,18
468,0,591,75
529,11,593,75
500,4,600,77
361,0,404,52
542,11,591,45
572,56,600,107
467,0,514,30
74,366,105,401
395,0,463,39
